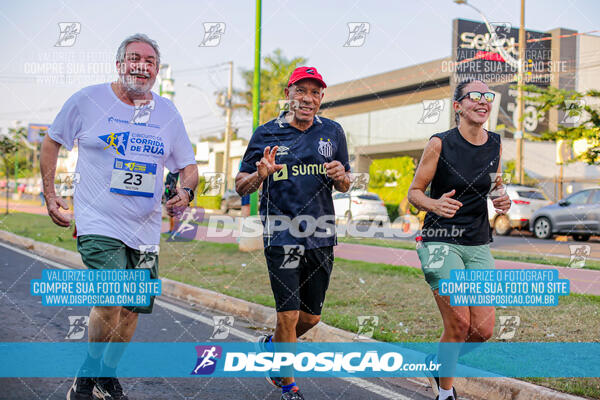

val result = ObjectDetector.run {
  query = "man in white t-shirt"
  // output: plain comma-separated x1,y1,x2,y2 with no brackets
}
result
40,33,198,400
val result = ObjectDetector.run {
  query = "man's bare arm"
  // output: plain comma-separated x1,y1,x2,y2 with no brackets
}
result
40,135,71,227
235,171,264,196
179,163,199,192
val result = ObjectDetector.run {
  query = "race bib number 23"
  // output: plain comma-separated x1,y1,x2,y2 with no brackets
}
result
110,158,157,198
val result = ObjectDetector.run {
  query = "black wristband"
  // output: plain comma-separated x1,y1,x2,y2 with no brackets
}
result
182,187,195,203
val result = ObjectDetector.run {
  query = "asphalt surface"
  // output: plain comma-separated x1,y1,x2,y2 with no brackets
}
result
0,242,439,400
489,231,600,259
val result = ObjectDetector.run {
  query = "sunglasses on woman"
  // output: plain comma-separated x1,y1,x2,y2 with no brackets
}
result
456,91,495,103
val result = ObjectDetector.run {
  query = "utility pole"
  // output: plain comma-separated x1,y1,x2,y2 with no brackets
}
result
222,61,234,195
515,0,526,184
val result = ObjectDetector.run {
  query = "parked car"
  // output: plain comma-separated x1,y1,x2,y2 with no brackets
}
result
488,185,552,235
333,190,389,225
529,187,600,241
220,189,241,213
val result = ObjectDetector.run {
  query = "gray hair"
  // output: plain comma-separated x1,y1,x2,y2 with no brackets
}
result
116,33,160,67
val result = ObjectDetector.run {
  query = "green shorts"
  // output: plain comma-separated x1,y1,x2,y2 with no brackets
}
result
77,234,159,314
417,241,495,292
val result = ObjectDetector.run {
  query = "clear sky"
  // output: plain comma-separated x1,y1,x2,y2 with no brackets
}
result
1,0,598,141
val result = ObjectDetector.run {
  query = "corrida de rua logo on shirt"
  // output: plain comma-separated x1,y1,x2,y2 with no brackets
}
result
98,131,165,156
98,131,129,156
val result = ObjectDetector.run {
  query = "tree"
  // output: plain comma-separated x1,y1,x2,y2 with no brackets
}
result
525,85,600,165
502,159,538,186
235,49,307,125
0,128,26,214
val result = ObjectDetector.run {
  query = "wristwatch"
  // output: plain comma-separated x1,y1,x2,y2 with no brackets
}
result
182,187,195,203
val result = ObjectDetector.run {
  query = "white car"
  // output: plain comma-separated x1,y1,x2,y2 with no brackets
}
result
488,184,552,235
333,191,389,225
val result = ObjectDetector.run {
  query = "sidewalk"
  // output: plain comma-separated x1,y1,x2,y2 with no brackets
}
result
8,201,600,296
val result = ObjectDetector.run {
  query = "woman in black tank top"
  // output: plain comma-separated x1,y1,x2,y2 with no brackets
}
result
408,79,511,400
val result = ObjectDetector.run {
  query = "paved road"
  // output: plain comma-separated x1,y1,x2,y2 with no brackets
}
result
489,231,600,260
0,242,439,400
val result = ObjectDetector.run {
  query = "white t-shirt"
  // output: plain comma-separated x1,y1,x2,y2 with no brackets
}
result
49,83,196,250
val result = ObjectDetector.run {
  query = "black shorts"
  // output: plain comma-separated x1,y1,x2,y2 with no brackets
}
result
264,245,334,315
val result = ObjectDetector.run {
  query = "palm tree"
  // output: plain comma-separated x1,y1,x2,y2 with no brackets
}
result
216,49,308,126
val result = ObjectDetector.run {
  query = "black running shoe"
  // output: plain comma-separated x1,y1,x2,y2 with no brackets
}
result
66,376,95,400
92,377,128,400
257,334,284,388
281,386,305,400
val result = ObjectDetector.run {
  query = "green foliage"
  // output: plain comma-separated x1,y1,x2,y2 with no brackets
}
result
0,127,32,179
196,195,222,210
384,203,400,222
368,157,415,201
240,49,308,125
503,159,538,186
524,84,600,165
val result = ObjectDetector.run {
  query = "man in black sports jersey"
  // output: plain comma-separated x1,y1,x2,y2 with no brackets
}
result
236,66,351,400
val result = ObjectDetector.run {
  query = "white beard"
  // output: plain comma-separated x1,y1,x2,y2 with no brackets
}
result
120,74,153,96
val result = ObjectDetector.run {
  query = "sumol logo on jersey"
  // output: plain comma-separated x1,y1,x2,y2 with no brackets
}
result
98,131,129,156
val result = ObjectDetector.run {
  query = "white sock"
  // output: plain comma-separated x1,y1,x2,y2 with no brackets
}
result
439,386,454,399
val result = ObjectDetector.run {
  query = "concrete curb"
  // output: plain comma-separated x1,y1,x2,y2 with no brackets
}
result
0,229,586,400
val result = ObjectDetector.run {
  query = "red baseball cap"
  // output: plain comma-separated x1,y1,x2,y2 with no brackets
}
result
287,66,327,88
